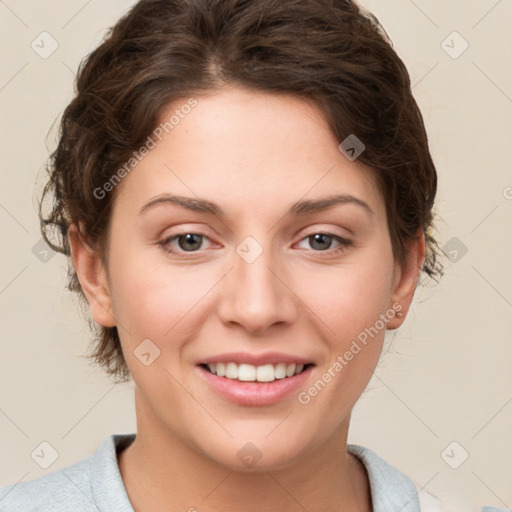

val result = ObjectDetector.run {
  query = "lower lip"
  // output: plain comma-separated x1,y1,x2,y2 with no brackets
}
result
196,365,314,406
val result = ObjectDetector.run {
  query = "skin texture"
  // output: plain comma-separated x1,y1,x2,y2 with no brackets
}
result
69,84,425,512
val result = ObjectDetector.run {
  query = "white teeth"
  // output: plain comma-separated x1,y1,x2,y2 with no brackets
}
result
225,362,238,379
274,363,287,379
204,362,308,382
238,363,256,381
286,363,296,377
256,364,275,382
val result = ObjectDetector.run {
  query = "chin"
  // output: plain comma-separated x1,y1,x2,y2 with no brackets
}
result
193,428,320,473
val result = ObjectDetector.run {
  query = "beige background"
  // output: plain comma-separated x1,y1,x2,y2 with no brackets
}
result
1,1,511,511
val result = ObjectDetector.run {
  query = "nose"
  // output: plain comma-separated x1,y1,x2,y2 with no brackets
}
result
216,240,298,334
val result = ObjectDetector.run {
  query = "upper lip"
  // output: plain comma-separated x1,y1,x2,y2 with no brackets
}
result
199,352,315,366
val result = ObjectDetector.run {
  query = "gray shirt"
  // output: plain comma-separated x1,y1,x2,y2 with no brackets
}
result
0,434,507,511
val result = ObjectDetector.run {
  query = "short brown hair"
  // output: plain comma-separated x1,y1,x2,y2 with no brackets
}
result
39,0,445,383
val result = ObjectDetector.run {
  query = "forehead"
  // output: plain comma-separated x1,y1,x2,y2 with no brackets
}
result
112,85,384,223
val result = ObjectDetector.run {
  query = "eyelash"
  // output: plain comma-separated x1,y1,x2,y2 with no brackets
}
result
158,231,353,257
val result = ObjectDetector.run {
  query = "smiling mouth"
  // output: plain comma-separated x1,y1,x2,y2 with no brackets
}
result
199,362,314,382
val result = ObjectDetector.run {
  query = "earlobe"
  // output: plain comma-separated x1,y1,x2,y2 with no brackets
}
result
387,230,426,330
68,223,116,328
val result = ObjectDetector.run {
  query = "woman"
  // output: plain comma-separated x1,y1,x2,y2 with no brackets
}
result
0,0,505,510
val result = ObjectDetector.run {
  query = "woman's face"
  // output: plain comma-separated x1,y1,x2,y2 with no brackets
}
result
76,84,422,471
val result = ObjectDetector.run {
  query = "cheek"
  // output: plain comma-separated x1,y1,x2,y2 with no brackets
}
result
108,257,204,391
108,248,217,342
302,256,394,341
296,248,394,398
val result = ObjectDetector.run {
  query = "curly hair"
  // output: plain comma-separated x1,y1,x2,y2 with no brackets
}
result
38,0,445,383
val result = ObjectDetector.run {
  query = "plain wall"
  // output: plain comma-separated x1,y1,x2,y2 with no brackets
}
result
0,1,511,511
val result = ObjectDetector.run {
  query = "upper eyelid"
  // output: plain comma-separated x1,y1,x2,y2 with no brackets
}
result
161,229,351,250
162,226,351,240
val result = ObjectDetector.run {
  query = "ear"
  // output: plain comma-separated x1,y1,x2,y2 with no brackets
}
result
68,222,116,328
386,229,426,330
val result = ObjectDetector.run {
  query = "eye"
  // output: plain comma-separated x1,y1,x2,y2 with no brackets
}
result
159,232,212,255
296,232,353,253
158,230,353,257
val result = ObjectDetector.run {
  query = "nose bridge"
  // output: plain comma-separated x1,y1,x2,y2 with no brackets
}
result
217,234,297,331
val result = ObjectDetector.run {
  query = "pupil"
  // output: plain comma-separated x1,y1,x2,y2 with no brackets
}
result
310,233,331,250
179,233,202,251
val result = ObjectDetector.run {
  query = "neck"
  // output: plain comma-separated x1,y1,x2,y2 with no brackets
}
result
118,388,372,512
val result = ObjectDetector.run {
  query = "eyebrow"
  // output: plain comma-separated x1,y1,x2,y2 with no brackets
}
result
138,193,374,218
